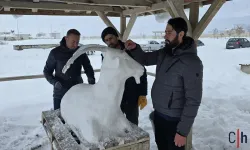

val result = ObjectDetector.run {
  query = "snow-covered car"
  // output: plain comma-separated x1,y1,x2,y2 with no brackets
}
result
197,40,205,47
140,40,164,52
226,38,250,49
0,40,7,45
160,40,204,48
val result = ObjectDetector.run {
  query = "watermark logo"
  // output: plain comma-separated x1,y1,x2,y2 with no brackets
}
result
229,129,248,148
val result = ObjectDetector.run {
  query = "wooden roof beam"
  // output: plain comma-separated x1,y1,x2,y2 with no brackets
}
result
122,0,215,15
0,1,123,13
40,0,152,7
122,14,137,41
96,11,122,38
189,2,199,30
167,0,193,37
122,1,169,15
122,0,199,15
0,8,121,16
184,0,211,4
193,0,226,40
3,7,10,11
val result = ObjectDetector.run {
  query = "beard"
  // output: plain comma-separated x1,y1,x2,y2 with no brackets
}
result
165,35,180,49
108,43,119,48
163,35,180,55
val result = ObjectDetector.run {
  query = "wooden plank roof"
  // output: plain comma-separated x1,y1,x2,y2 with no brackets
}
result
0,0,230,17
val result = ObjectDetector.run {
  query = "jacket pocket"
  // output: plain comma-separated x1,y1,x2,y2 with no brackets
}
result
168,92,173,108
170,90,185,109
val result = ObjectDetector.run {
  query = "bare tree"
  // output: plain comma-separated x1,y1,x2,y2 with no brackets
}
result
213,28,219,39
220,32,225,38
226,29,233,37
246,25,250,37
235,25,245,37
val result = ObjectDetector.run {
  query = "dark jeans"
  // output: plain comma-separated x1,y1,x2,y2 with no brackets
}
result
53,97,62,110
120,102,139,126
53,86,69,110
154,111,185,150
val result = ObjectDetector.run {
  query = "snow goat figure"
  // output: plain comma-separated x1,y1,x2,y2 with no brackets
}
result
60,44,144,145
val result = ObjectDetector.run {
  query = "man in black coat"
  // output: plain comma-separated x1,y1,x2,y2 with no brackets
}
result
125,17,203,150
43,29,95,110
101,27,148,126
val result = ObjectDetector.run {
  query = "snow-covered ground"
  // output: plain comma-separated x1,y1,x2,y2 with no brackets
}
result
0,38,250,150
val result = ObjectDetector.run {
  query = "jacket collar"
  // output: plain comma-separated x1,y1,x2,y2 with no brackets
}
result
59,37,79,52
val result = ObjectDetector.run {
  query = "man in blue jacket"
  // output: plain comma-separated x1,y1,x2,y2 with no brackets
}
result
43,29,95,110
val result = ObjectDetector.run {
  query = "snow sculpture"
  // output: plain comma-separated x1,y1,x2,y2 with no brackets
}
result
60,44,144,145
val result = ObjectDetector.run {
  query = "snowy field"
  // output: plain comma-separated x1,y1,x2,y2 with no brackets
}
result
0,37,250,150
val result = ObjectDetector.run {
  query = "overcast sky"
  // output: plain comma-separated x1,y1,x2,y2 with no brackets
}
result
0,0,249,36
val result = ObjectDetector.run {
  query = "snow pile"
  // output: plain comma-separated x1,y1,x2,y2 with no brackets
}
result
60,45,145,146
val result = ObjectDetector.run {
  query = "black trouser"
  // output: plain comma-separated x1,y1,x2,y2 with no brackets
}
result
153,111,185,150
53,86,69,110
120,101,139,126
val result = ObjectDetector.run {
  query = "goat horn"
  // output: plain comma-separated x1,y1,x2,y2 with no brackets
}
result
62,44,109,74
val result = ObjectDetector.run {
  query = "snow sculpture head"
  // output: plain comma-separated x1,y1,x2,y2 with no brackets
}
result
60,44,145,146
63,44,144,84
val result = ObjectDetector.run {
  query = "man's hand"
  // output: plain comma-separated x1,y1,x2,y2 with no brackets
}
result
174,133,186,147
54,81,62,89
88,78,95,85
125,39,136,50
138,96,147,110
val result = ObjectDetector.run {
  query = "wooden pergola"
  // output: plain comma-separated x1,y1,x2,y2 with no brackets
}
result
0,0,230,150
0,0,229,40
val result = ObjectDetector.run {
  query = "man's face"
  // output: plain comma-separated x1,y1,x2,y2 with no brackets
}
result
164,24,183,48
65,34,80,50
104,34,119,48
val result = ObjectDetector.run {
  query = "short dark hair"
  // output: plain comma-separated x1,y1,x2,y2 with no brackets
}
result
168,17,188,36
66,29,80,36
101,27,118,42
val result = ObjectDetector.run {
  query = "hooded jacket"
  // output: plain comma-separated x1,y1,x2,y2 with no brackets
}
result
130,37,203,137
43,37,95,89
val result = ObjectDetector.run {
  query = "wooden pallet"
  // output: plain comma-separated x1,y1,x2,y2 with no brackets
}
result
41,109,150,150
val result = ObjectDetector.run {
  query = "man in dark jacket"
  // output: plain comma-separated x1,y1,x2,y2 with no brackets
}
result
101,27,148,126
43,29,95,110
125,17,203,150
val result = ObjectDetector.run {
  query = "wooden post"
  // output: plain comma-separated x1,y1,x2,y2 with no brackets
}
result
120,13,126,38
122,13,137,41
189,2,200,34
185,125,193,150
193,0,226,40
96,11,122,39
164,6,175,18
167,0,193,37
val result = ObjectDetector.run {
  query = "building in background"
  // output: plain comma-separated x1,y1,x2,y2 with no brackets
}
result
49,32,61,39
15,33,32,40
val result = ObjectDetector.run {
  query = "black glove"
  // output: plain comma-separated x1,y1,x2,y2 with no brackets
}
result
54,81,62,89
88,78,95,85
